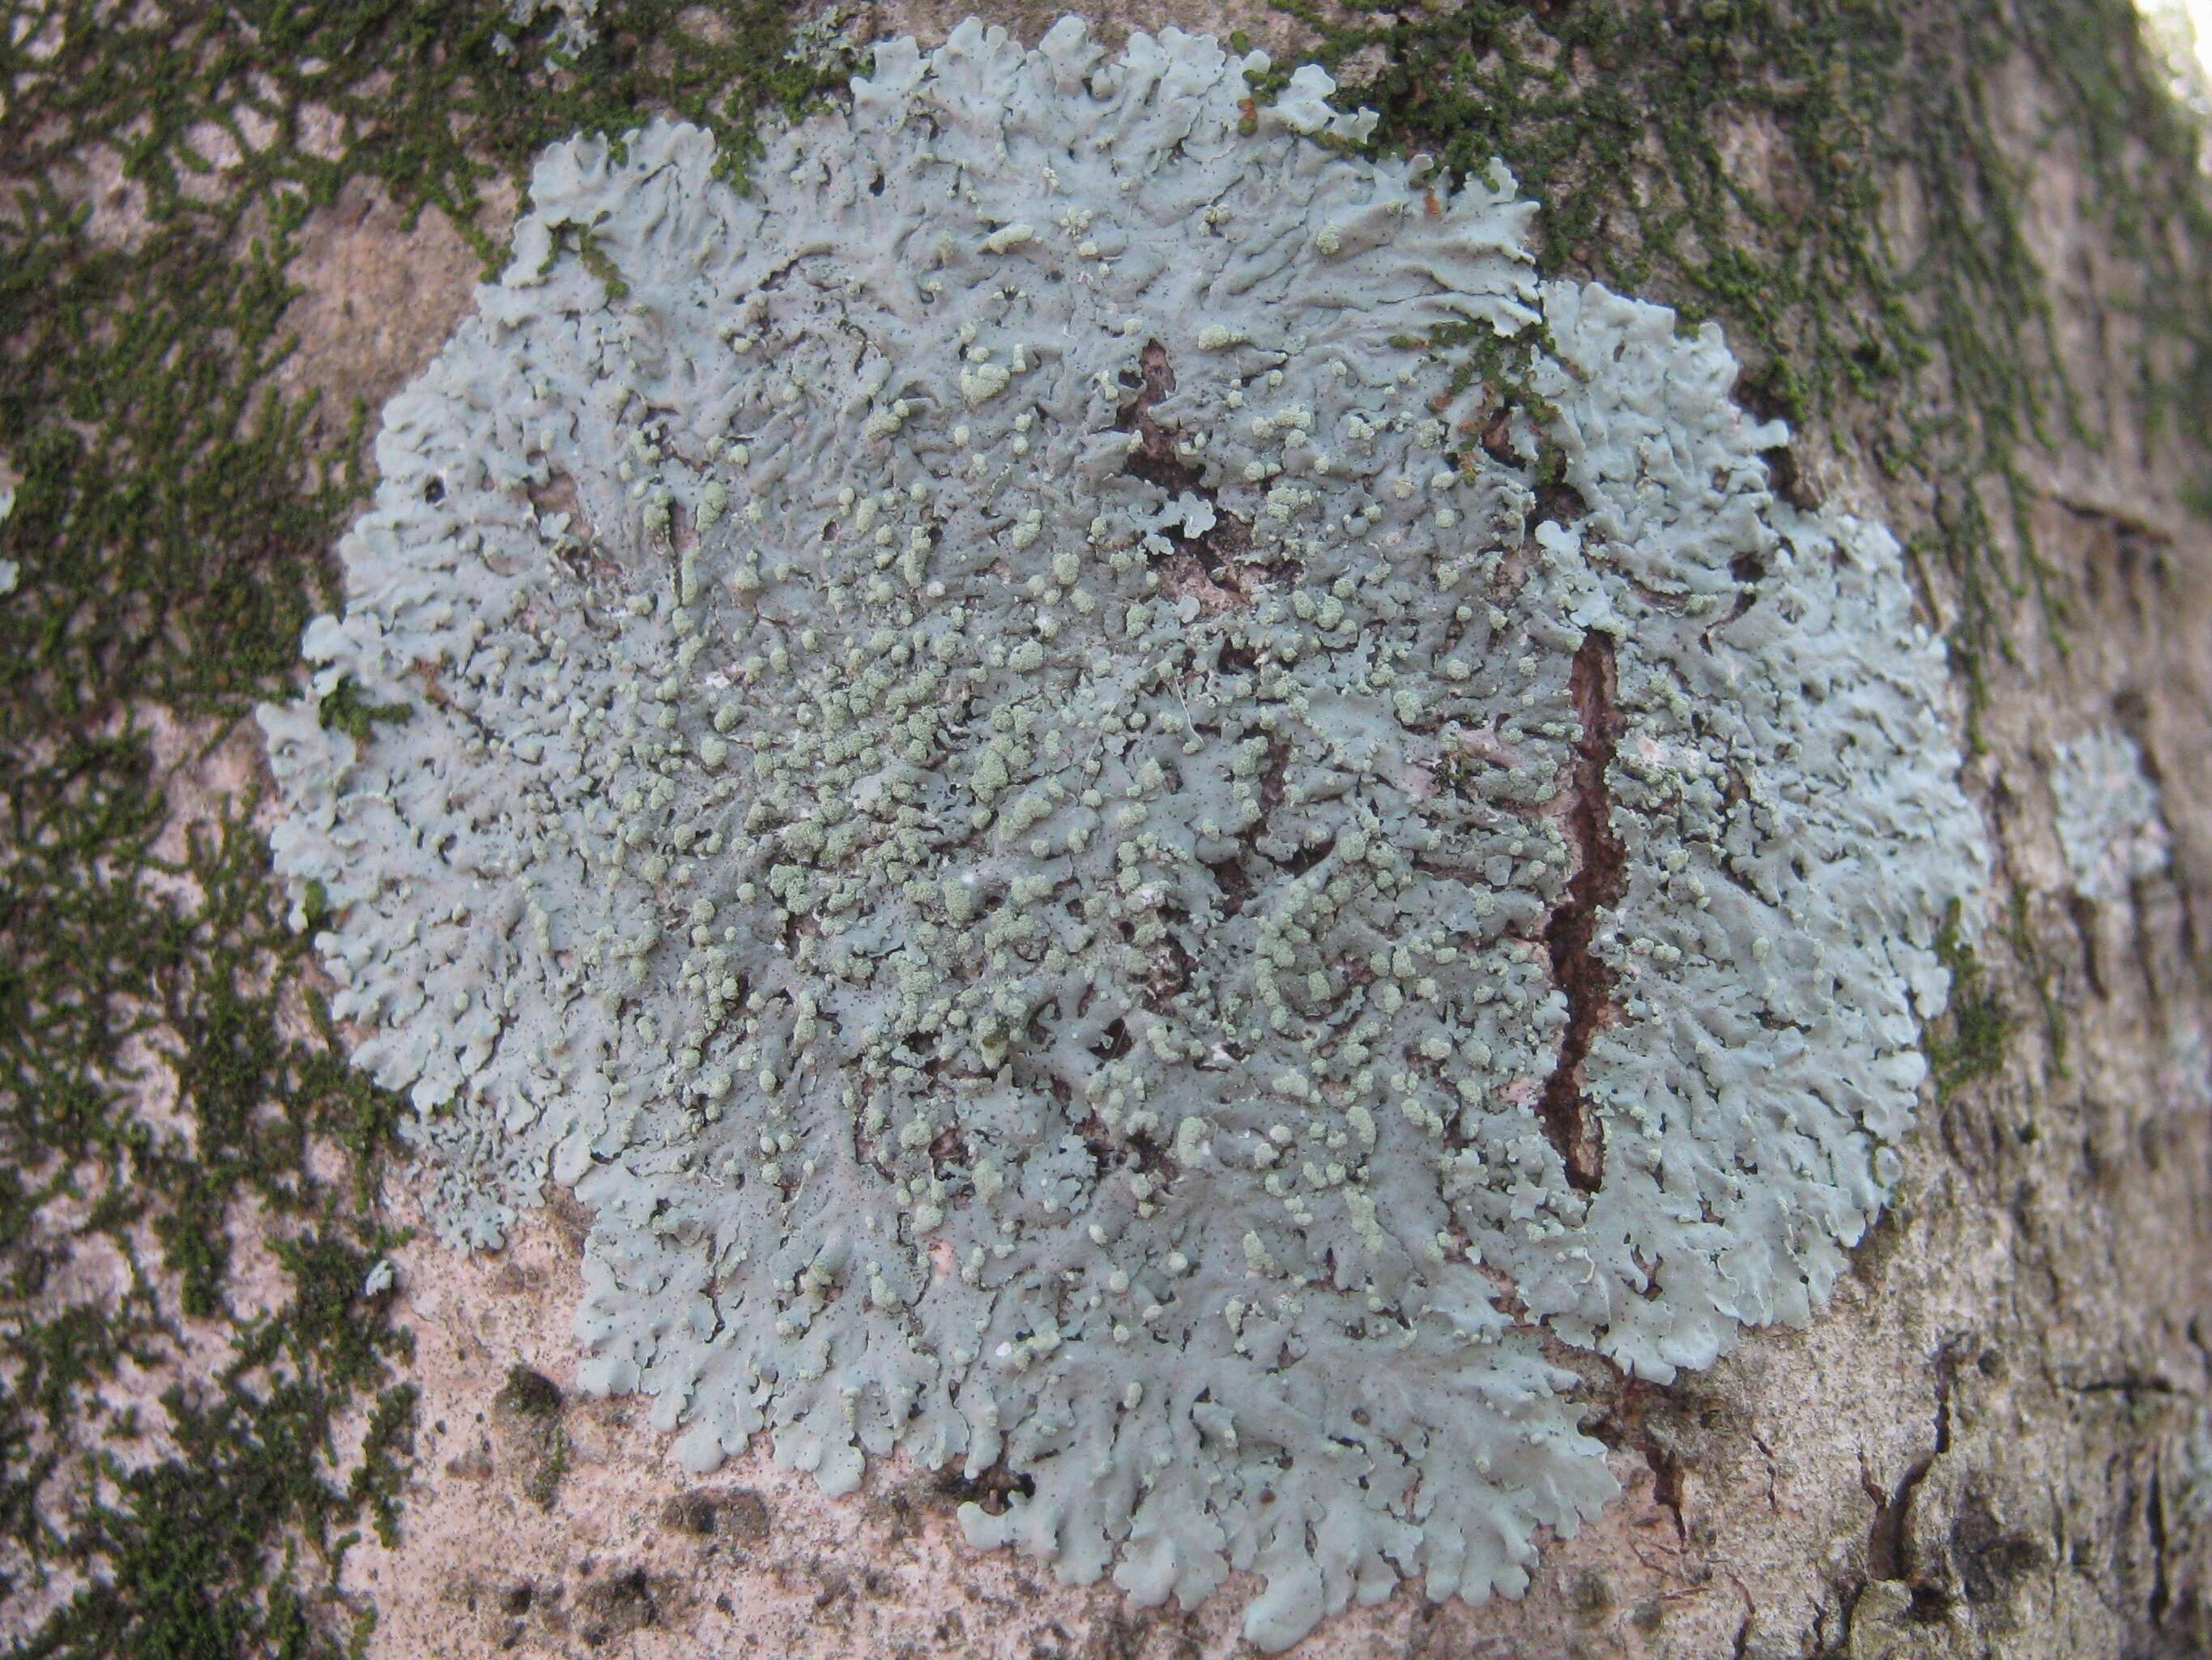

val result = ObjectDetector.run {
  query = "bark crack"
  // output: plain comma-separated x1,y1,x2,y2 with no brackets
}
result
1868,1351,1954,1581
1114,340,1268,588
1537,630,1624,1193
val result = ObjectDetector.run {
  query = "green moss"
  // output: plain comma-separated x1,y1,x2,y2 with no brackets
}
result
570,226,633,304
1268,0,2212,745
494,1368,569,1509
1924,900,2010,1099
1912,884,2068,1107
495,1364,564,1421
13,1231,414,1660
0,2,857,1652
2006,885,2069,1079
317,678,411,744
522,1431,571,1512
347,1385,420,1554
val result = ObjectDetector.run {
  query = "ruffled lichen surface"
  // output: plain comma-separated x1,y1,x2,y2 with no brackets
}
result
260,19,1986,1649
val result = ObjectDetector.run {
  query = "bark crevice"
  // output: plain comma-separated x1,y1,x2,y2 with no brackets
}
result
1537,629,1624,1193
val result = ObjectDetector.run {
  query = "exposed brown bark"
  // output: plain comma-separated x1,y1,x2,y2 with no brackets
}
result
1537,631,1625,1194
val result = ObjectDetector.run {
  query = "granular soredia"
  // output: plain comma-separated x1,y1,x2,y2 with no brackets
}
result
260,18,1988,1649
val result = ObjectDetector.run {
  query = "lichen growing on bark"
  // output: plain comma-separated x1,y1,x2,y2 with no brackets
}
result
2051,724,2169,903
261,19,1987,1648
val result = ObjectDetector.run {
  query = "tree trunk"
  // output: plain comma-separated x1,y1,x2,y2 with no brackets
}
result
2,2,2207,1658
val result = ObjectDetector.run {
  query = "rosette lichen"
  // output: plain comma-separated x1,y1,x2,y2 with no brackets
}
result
261,19,1986,1649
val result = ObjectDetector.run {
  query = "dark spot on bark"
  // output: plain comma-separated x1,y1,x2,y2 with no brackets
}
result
577,1568,657,1646
1730,365,1822,508
1089,1015,1132,1061
1114,340,1271,587
1204,847,1252,915
928,1122,970,1180
1643,1435,1687,1540
662,1492,714,1534
721,1487,772,1542
1082,1609,1170,1660
1568,1568,1614,1624
494,1365,562,1419
1950,1485,2047,1607
1115,341,1193,493
2147,1466,2172,1624
1278,831,1336,877
1480,404,1516,465
1143,906,1197,1004
1722,549,1769,625
932,1458,1036,1516
544,1183,593,1252
1532,476,1586,529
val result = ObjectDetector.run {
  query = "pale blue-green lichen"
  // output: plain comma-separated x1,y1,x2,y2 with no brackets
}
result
260,19,1986,1649
492,0,602,63
2051,725,2169,903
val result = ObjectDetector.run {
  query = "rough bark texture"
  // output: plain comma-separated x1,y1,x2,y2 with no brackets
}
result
2,2,2208,1658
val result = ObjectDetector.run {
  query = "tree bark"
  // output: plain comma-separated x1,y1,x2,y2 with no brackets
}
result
2,2,2208,1657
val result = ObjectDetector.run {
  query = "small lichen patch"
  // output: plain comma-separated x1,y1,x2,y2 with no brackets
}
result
2051,724,2170,903
262,19,1987,1650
